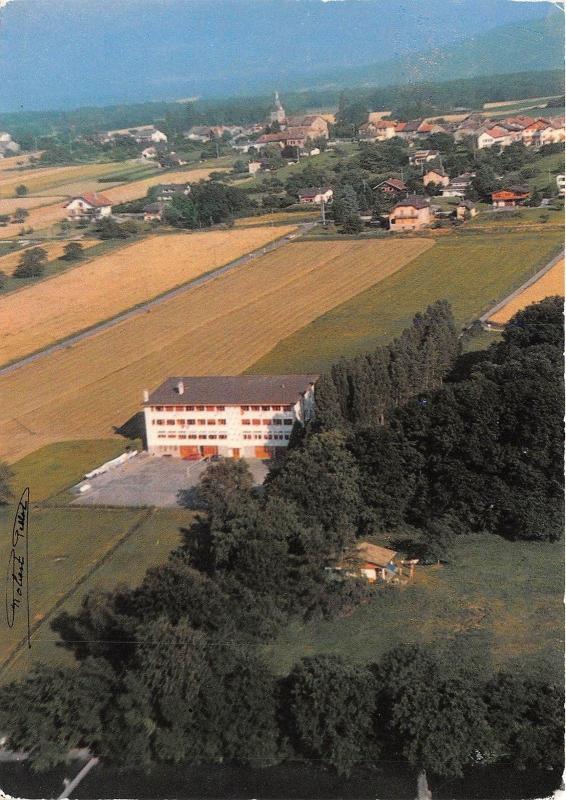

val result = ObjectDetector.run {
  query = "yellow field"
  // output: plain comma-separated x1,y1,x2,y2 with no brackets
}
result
0,195,65,215
234,210,319,227
488,258,564,325
0,161,137,198
0,152,42,175
101,166,220,204
0,201,68,240
0,238,432,462
0,227,296,364
0,239,101,276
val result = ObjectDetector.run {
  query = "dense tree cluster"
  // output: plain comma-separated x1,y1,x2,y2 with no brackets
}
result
163,181,255,228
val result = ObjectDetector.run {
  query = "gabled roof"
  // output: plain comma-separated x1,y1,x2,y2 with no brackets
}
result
377,178,407,191
424,167,447,177
392,195,430,211
481,126,510,139
356,541,398,568
492,189,530,200
298,186,332,197
65,192,112,208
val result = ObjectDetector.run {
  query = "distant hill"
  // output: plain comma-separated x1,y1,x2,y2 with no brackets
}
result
0,0,558,112
296,14,564,92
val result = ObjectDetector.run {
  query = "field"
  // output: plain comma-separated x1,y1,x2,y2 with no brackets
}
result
234,210,319,227
488,257,564,325
263,534,564,683
0,238,432,462
0,200,68,239
0,227,298,365
0,195,66,214
249,227,564,374
0,161,144,198
0,504,190,680
9,438,140,502
0,238,100,276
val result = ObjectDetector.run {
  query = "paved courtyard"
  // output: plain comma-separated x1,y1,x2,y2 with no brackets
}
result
72,453,270,508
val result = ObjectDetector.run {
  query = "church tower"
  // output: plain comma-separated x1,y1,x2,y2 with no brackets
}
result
270,91,286,125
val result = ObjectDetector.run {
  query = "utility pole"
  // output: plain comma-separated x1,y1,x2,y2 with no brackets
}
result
320,188,326,226
416,770,432,800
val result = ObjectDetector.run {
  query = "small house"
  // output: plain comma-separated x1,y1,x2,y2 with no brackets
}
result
337,541,417,585
441,172,475,198
64,193,112,220
155,183,191,202
409,149,440,167
143,202,165,222
455,200,477,220
423,168,450,188
375,178,407,196
248,161,263,175
491,188,530,208
388,196,432,231
297,187,333,205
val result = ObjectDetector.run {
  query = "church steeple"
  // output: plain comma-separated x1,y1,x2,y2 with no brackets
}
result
270,91,286,124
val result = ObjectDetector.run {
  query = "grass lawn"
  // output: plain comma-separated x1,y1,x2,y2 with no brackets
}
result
0,507,190,682
0,505,145,668
263,534,564,683
526,151,565,190
9,439,141,502
248,225,563,374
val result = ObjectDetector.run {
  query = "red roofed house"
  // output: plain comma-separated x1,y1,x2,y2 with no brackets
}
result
64,193,113,220
359,119,398,141
388,196,432,231
521,118,551,148
491,188,530,209
477,126,517,149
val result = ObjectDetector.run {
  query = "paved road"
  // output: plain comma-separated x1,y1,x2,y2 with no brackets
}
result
0,222,316,377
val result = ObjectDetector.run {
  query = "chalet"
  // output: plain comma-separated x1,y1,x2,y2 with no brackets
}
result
297,187,333,205
388,196,432,231
64,193,112,220
155,183,191,202
423,168,450,188
409,149,440,167
185,126,213,142
441,172,475,198
491,188,530,208
477,126,516,149
143,202,165,222
359,119,397,141
143,374,318,460
336,541,417,585
374,178,407,196
455,200,477,220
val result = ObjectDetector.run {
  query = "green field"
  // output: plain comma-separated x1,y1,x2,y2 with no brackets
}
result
264,534,564,683
525,151,565,190
248,225,563,373
9,438,141,501
0,507,188,682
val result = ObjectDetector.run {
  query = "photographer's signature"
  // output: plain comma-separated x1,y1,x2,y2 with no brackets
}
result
5,487,31,648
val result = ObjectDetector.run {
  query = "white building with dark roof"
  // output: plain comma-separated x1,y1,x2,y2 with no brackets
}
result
143,374,318,460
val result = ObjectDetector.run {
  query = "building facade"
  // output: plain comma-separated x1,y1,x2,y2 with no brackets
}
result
143,374,318,460
64,193,112,220
388,197,432,231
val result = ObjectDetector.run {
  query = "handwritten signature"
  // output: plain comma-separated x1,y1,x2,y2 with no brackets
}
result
5,487,31,648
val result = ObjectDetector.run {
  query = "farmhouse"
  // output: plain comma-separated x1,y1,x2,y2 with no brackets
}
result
64,193,112,220
336,541,417,585
375,178,407,196
388,196,432,231
0,132,20,156
143,374,318,459
491,188,530,208
359,119,397,141
297,187,333,205
102,126,168,144
423,168,450,188
155,183,191,202
143,202,165,222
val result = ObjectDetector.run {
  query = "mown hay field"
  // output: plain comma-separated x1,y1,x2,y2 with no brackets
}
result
0,161,139,198
0,195,66,214
0,238,432,462
0,227,296,365
0,200,68,239
249,229,564,374
488,257,564,325
100,166,222,204
0,238,100,276
234,210,319,227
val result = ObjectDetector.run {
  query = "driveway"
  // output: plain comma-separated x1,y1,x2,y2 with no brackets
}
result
72,453,270,507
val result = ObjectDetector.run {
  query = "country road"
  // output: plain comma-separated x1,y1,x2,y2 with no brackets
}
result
0,221,316,377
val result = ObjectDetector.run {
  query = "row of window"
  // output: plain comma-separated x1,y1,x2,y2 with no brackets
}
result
151,404,293,413
153,418,294,427
242,433,290,441
157,433,229,440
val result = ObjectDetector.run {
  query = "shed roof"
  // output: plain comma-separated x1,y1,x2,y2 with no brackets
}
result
356,541,398,567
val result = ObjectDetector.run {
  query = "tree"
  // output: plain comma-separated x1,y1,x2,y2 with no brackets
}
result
0,461,13,504
195,458,254,513
340,214,364,234
374,645,493,777
483,672,564,772
261,144,284,171
62,241,84,261
331,184,359,224
94,217,131,239
15,184,28,197
12,207,29,224
0,270,6,290
13,246,48,278
283,655,376,775
468,165,500,200
501,295,563,351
